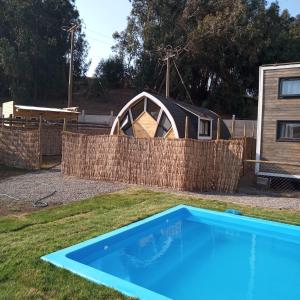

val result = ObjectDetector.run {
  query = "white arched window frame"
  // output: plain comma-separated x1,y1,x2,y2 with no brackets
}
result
110,92,180,138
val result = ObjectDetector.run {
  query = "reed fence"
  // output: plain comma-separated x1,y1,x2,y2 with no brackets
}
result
0,117,111,157
0,127,40,169
62,133,253,192
40,125,63,156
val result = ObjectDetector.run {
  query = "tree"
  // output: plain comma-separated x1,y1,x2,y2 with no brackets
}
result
0,0,89,103
113,0,300,117
94,56,126,90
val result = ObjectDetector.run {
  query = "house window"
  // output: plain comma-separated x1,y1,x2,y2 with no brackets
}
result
155,113,172,137
131,99,145,120
198,119,211,138
146,100,160,120
120,112,134,136
277,121,300,141
279,78,300,98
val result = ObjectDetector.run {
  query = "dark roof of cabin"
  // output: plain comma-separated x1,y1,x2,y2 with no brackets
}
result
148,92,230,139
174,101,219,119
149,93,218,138
150,93,217,119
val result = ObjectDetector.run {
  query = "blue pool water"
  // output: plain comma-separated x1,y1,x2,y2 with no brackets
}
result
42,206,300,300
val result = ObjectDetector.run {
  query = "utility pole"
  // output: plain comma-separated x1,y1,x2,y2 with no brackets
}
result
157,45,193,103
163,47,176,98
64,24,79,107
166,55,170,98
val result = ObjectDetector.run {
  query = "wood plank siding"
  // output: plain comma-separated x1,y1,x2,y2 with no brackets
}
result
132,112,158,138
261,67,300,175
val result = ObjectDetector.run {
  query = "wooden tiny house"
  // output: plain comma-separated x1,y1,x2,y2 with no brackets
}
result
2,101,79,122
256,63,300,178
110,92,230,140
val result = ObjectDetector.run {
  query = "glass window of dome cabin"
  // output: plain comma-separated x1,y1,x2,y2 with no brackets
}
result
198,119,211,137
155,113,172,137
146,99,161,120
130,99,146,120
120,111,134,136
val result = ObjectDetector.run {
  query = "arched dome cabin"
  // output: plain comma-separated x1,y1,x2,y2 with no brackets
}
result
110,92,230,140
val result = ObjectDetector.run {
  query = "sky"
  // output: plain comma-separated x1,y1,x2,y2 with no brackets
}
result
76,0,132,76
76,0,300,77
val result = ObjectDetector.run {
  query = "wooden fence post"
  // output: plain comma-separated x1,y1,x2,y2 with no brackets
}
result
38,116,43,168
185,116,189,139
242,123,247,175
63,118,67,132
9,114,12,130
217,118,221,140
252,121,255,138
231,115,236,138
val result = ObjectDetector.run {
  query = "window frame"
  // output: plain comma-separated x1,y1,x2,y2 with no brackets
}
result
197,118,212,140
276,120,300,142
278,77,300,99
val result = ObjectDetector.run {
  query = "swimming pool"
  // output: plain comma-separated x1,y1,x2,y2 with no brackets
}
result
41,205,300,300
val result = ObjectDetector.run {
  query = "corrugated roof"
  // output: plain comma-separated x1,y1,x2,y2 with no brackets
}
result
15,105,79,114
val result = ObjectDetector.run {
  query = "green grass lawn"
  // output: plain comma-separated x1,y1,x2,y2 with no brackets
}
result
1,188,300,300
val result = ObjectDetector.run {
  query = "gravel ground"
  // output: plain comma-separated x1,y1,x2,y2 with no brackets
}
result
0,165,300,212
0,166,128,207
150,187,300,211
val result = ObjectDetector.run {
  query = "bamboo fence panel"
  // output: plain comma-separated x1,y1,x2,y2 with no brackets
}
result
0,127,40,169
40,125,63,156
62,133,252,192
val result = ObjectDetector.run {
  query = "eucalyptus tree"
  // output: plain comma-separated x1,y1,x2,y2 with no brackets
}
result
0,0,89,103
113,0,300,116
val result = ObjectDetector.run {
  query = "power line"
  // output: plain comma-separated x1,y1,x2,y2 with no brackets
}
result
84,26,112,39
157,45,186,98
153,61,166,92
172,58,194,104
85,35,112,45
